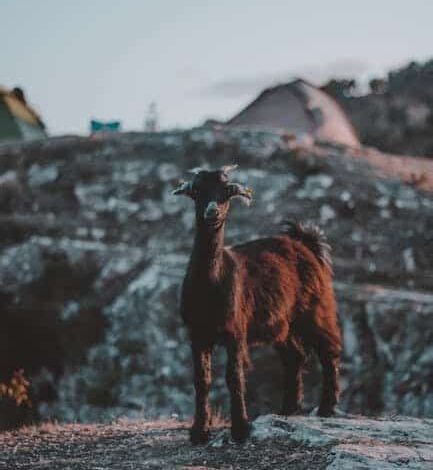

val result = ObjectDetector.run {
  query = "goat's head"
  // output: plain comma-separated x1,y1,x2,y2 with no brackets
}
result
172,164,253,229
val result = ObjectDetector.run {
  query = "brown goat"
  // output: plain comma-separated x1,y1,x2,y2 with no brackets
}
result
173,165,342,444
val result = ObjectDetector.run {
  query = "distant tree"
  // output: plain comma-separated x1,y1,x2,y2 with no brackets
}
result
321,79,357,98
388,61,421,90
369,78,388,94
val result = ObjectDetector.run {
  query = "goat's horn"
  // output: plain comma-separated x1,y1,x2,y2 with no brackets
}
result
187,167,204,175
226,183,253,206
172,181,193,196
221,164,238,174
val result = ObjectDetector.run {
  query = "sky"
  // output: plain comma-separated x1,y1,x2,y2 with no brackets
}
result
1,0,432,135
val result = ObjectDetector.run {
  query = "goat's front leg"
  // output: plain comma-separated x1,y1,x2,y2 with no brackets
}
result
226,339,250,443
190,344,213,444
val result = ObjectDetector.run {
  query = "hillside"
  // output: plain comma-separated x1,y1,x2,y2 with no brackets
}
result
0,414,432,469
0,129,432,429
323,59,433,157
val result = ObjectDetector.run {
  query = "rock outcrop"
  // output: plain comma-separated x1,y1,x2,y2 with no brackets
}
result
0,129,432,428
250,414,433,469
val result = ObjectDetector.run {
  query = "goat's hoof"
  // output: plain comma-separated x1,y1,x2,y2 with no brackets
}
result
190,426,210,445
317,406,336,417
231,421,251,443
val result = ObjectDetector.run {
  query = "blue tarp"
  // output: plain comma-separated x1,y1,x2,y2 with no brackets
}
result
90,120,121,133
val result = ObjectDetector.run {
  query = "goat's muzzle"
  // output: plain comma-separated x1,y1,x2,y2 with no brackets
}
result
204,201,219,222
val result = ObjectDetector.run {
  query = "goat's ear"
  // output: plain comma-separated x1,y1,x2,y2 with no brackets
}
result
220,164,238,175
172,181,194,198
226,183,253,206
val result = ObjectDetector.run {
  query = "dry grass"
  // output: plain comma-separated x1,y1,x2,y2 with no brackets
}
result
0,370,31,407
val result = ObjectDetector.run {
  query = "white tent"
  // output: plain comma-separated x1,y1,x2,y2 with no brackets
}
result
227,79,359,148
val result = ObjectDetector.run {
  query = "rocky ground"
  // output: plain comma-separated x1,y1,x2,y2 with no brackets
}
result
0,128,432,428
0,414,431,469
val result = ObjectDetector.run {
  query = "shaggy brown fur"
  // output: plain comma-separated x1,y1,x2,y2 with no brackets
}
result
173,167,342,444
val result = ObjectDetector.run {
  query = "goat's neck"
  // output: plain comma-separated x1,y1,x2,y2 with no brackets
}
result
191,224,226,281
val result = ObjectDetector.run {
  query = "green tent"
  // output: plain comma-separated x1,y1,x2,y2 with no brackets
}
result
0,87,47,141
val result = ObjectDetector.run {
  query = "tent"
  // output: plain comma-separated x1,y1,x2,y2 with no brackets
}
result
227,79,360,148
0,87,47,141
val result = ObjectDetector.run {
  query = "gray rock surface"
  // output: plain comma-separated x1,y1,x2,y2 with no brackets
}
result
251,414,433,469
0,129,432,427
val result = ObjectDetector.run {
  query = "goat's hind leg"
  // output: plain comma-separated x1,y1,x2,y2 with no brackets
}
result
226,339,250,443
190,345,213,444
276,338,305,415
314,333,341,417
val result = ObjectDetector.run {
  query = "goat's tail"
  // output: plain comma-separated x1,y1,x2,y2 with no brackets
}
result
283,220,332,270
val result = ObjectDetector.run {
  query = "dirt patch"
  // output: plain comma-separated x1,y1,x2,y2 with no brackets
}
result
0,419,326,470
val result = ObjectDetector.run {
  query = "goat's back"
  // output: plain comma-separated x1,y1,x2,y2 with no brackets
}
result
230,233,336,346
